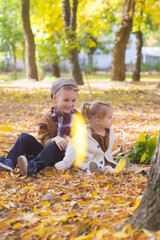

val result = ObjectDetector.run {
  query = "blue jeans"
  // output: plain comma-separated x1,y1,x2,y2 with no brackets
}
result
6,133,65,172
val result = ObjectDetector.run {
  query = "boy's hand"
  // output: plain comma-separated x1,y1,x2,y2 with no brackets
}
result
51,136,68,151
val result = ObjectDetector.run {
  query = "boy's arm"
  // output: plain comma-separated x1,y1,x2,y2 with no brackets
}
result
37,112,57,148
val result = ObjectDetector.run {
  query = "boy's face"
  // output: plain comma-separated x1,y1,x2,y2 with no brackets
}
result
53,89,78,113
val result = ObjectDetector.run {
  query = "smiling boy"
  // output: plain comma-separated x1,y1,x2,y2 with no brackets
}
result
0,77,79,176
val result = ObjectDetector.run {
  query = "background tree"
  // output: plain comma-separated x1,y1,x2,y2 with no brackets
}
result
131,0,144,81
61,0,83,85
112,0,135,81
0,0,24,79
21,0,38,81
122,132,160,231
77,0,117,72
132,0,160,81
132,30,143,81
31,0,63,78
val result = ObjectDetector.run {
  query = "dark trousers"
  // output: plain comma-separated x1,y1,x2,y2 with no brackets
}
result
7,133,65,172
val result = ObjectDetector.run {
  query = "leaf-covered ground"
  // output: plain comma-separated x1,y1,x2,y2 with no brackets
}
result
0,78,160,239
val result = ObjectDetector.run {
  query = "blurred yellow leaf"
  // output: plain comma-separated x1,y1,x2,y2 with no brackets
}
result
95,228,109,238
71,112,87,168
61,195,69,200
114,157,127,173
138,133,146,143
0,125,13,132
42,201,50,208
22,186,36,190
133,198,141,212
12,223,25,229
0,222,8,229
113,231,129,238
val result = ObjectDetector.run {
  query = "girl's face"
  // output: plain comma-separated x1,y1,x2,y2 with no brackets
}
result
53,89,78,113
98,108,113,129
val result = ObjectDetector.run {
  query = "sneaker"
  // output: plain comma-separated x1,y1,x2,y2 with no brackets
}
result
0,157,14,172
89,162,104,175
18,155,37,176
17,155,28,176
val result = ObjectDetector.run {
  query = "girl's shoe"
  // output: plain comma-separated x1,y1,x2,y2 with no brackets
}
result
89,162,104,175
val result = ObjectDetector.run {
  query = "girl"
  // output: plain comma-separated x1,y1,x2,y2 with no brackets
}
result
55,101,117,174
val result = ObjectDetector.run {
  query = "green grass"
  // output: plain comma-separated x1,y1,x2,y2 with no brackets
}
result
0,71,160,83
0,72,26,81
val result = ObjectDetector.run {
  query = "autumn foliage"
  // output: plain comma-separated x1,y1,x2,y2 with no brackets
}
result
0,78,160,239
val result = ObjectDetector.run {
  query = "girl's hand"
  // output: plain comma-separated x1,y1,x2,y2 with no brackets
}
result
51,136,68,151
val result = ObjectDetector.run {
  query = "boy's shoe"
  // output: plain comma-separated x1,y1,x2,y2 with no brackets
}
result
89,162,104,175
18,155,37,176
0,157,14,172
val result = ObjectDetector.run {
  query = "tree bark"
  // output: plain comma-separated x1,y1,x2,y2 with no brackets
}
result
21,0,38,81
132,31,143,81
61,0,83,85
52,63,60,77
112,0,135,81
122,132,160,231
8,43,17,80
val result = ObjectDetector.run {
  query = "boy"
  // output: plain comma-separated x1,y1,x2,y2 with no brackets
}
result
0,77,79,176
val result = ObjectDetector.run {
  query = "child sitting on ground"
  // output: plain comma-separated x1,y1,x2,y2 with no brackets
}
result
55,101,117,174
0,77,79,176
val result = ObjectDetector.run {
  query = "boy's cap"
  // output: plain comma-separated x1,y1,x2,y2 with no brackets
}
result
51,77,79,95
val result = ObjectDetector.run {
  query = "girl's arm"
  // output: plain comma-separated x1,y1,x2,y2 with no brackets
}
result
54,142,76,170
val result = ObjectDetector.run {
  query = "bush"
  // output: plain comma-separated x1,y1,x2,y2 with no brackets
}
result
128,132,158,165
141,62,160,72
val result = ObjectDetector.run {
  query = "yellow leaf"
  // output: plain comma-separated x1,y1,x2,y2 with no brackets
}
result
114,157,127,174
95,229,109,238
0,222,8,229
0,202,5,208
138,133,146,143
61,195,69,200
23,213,35,221
92,191,97,198
71,112,87,168
133,198,141,212
0,125,13,132
39,211,50,216
141,153,148,162
155,130,159,136
42,201,50,208
113,231,129,238
33,207,38,212
55,215,70,222
22,186,36,190
12,223,25,229
64,173,71,178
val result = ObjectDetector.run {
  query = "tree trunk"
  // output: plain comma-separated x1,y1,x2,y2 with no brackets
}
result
52,63,60,77
112,0,135,81
21,0,38,81
8,43,17,80
61,0,83,85
122,132,160,231
88,36,97,72
132,31,143,81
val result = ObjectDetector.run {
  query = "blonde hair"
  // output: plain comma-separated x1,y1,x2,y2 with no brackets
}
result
81,101,112,123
